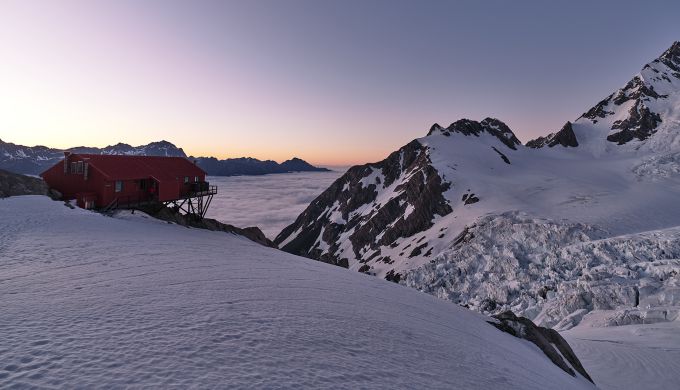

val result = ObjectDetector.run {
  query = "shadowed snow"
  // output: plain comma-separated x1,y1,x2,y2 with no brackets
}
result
0,196,594,389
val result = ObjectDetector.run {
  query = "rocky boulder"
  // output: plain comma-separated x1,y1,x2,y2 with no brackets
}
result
489,311,593,383
0,169,53,198
132,203,276,248
526,121,579,148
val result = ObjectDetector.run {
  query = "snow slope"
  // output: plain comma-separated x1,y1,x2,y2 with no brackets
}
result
0,196,593,389
563,319,680,390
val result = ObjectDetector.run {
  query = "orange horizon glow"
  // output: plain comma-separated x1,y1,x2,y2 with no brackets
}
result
0,132,396,167
0,1,417,167
3,1,678,168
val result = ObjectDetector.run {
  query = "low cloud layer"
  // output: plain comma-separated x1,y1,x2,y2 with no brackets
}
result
206,171,345,240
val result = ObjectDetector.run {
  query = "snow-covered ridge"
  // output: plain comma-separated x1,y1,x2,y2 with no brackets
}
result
0,139,187,175
530,41,680,155
276,42,680,331
275,138,455,273
428,117,521,150
0,196,594,389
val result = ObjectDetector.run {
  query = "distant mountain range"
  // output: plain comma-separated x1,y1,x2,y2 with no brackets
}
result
0,139,329,176
192,156,328,176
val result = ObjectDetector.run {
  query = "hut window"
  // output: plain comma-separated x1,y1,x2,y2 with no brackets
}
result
194,176,199,182
71,162,77,174
115,180,123,193
184,176,189,184
76,161,84,174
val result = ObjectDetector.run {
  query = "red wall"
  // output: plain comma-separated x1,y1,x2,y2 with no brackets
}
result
41,156,207,208
41,155,106,206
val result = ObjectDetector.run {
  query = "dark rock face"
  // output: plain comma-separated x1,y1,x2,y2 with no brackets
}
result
607,103,662,144
491,146,511,164
658,41,680,78
0,169,50,197
489,311,594,383
193,156,329,176
612,77,663,104
428,118,521,150
384,269,402,283
461,193,480,205
578,74,666,135
275,139,453,274
526,122,579,148
133,203,276,248
580,97,614,122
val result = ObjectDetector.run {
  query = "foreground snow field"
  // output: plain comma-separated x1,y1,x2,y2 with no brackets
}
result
563,320,680,390
0,196,593,389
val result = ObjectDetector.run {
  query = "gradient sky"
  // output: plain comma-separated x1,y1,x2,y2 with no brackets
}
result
1,0,680,165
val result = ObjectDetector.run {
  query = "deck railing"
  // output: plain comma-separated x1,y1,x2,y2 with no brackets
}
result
104,184,217,212
187,185,217,198
103,194,156,212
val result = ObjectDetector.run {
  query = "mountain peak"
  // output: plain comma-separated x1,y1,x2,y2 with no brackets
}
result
428,123,444,134
110,142,132,148
427,118,520,150
551,41,680,151
526,121,578,149
659,41,680,64
148,140,176,146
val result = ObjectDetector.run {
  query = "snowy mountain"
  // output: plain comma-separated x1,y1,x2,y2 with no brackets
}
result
0,139,187,175
275,42,680,329
97,140,187,157
529,41,680,154
0,139,328,176
0,196,595,389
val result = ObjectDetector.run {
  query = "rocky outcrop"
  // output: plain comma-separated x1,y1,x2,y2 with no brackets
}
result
0,169,51,198
658,41,680,77
489,311,593,383
607,102,662,144
275,139,452,271
133,203,276,248
526,121,579,148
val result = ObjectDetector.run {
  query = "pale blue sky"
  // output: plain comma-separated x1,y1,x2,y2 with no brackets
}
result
1,0,679,164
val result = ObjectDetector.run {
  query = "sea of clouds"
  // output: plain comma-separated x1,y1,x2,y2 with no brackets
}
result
205,170,346,240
